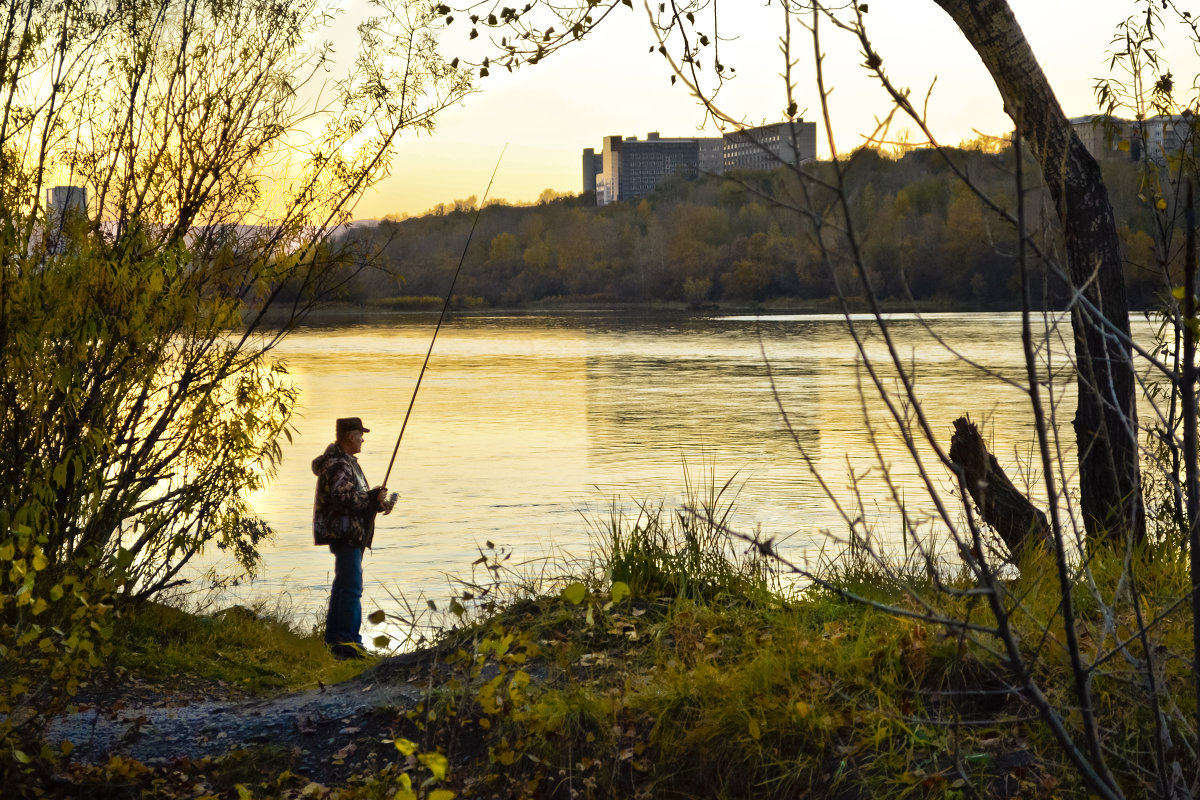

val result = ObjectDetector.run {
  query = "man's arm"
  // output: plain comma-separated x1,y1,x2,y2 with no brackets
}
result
325,460,382,513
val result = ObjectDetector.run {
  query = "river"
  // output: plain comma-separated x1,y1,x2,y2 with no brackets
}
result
201,310,1158,645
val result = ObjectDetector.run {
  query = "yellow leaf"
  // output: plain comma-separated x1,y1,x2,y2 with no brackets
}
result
562,582,587,605
508,669,531,704
393,738,417,756
373,635,390,648
1158,198,1168,210
795,700,810,717
367,609,386,625
31,551,47,571
419,751,449,781
429,791,456,800
1119,138,1131,152
748,718,761,740
610,581,631,603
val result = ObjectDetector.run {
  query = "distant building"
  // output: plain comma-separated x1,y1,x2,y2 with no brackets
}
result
46,185,87,221
44,185,88,253
1069,113,1200,165
723,120,817,172
1069,116,1139,162
1139,114,1196,163
582,148,602,196
698,138,725,176
582,120,818,205
590,132,701,206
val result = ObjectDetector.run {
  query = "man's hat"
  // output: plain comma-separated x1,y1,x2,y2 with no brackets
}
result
336,417,371,437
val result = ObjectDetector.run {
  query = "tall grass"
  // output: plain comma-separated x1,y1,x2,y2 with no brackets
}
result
589,470,782,605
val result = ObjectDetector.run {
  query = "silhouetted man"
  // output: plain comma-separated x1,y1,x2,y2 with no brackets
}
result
312,417,394,659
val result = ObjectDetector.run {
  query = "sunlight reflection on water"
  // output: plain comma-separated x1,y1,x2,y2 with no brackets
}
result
189,310,1156,647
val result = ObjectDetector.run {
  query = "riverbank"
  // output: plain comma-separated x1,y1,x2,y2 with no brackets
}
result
259,294,1024,328
38,580,1040,800
20,504,1195,800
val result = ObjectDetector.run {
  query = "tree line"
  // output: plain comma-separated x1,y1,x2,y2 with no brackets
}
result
332,143,1167,310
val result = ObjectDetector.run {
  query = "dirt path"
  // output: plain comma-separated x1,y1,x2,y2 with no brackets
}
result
45,656,429,786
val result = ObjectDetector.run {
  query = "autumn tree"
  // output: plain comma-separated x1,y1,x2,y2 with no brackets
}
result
0,0,468,767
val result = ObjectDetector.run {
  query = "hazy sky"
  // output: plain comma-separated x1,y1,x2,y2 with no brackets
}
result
350,1,1200,219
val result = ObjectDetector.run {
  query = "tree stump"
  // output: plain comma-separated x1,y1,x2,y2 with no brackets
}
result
949,416,1052,560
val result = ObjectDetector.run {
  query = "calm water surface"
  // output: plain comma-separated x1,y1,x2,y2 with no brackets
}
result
209,311,1153,642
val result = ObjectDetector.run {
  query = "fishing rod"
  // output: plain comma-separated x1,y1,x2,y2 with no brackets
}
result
382,145,507,487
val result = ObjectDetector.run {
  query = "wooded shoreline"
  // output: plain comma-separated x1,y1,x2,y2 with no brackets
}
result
307,147,1165,314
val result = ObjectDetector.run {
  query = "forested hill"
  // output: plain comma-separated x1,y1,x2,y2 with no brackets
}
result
335,145,1164,311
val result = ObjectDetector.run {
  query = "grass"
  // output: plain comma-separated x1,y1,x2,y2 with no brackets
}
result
36,487,1200,799
590,470,782,605
105,593,372,693
370,295,487,311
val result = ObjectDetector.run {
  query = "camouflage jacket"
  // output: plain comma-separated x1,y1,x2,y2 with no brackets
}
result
312,443,381,548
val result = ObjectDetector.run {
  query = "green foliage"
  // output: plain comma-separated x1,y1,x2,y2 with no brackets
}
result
0,556,118,790
337,471,1194,799
409,541,1194,799
388,737,456,800
2,232,297,596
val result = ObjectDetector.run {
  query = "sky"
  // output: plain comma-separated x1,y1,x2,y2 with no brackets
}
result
345,0,1200,220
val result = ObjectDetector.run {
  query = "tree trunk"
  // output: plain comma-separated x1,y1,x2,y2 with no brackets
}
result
950,416,1052,559
932,0,1145,544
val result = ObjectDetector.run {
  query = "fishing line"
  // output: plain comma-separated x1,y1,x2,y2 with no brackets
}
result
382,144,507,486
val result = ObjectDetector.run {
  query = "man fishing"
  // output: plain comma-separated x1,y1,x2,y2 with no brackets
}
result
312,416,396,660
310,153,502,661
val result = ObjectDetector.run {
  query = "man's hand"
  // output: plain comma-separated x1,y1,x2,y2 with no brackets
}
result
372,487,398,515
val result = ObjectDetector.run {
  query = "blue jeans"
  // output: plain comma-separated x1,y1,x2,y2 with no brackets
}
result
325,545,364,647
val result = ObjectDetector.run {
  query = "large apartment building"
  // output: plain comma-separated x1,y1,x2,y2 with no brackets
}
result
1069,113,1197,164
583,132,714,206
583,120,818,206
722,120,817,172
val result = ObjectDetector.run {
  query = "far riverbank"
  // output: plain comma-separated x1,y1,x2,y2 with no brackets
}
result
261,294,1045,328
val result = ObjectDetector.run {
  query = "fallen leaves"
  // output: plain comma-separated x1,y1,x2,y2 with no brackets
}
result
331,742,356,764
